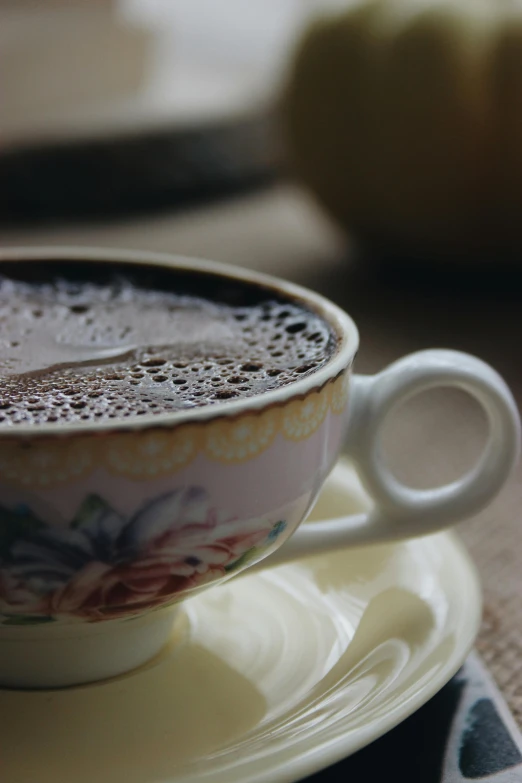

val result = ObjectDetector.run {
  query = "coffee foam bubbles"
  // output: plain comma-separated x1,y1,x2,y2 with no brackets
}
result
0,275,335,427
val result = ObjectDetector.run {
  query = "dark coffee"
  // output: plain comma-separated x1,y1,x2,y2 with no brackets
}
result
0,261,337,426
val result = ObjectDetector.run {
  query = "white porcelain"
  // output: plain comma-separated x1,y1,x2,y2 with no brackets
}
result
0,460,483,783
0,246,517,687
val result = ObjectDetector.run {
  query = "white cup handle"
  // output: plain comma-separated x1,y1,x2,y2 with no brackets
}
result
264,350,521,567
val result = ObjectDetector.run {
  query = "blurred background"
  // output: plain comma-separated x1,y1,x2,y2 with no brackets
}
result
0,0,521,726
0,0,325,220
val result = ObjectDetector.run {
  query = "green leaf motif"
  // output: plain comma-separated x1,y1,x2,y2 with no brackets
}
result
1,615,55,626
224,546,259,573
71,494,114,529
268,520,287,541
0,505,44,560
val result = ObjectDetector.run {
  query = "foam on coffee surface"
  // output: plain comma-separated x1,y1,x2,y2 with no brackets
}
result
0,271,335,426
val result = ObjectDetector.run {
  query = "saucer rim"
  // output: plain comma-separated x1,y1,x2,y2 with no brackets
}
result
176,529,482,783
259,531,482,783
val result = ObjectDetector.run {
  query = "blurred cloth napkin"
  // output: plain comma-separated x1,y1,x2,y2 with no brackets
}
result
307,651,522,781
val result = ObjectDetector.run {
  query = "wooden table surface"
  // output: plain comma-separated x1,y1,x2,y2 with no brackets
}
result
2,182,521,721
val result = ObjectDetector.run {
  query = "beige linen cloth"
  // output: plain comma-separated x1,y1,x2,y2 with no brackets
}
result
2,184,521,721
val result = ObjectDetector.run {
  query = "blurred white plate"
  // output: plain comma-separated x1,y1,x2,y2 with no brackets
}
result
1,0,323,149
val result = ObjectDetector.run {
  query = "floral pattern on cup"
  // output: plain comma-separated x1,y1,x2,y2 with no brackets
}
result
0,488,287,625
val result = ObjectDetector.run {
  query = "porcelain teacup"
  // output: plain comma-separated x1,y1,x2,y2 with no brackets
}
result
0,247,519,688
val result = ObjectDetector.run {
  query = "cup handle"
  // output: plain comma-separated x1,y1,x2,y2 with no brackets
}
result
264,350,521,567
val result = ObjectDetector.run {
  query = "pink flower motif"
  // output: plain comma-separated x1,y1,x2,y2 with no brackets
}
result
0,570,48,616
1,486,287,624
49,522,271,621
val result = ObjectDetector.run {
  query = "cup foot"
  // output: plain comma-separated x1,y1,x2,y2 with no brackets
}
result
0,609,178,689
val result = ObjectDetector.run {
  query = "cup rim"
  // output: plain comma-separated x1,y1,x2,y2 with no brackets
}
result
0,246,359,437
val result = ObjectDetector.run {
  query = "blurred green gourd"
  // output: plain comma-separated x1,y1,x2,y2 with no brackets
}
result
283,0,522,260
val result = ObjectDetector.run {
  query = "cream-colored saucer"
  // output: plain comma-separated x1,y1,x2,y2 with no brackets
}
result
0,460,481,783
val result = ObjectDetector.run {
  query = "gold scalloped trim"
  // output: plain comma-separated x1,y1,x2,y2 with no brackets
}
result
281,388,331,441
330,371,350,414
0,372,351,485
0,438,97,488
103,425,202,478
204,408,280,463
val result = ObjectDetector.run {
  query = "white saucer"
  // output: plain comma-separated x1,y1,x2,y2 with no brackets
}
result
0,460,482,783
